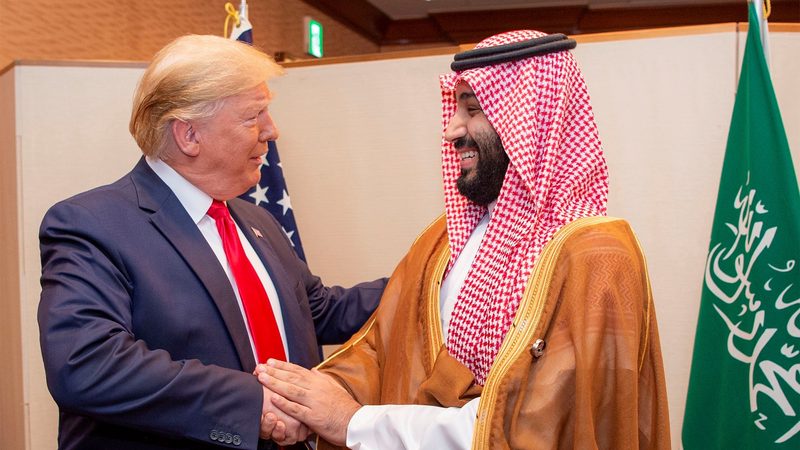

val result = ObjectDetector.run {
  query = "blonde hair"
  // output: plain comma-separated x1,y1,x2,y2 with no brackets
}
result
130,34,283,158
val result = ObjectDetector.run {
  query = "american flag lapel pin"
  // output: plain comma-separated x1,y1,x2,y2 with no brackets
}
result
251,227,263,238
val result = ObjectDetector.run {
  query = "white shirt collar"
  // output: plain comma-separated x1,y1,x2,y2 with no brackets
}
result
146,156,214,224
487,200,497,218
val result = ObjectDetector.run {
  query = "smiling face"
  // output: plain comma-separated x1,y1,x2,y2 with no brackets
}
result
444,82,509,206
175,83,279,200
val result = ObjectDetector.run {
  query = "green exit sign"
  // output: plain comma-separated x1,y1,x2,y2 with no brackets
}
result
304,17,324,58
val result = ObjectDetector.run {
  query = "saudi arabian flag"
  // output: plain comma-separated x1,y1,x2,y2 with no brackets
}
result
682,2,800,448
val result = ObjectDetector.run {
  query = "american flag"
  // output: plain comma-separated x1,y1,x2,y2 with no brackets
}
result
227,1,306,261
241,142,306,261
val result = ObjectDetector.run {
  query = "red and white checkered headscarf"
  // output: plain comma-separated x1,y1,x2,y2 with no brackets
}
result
441,30,608,385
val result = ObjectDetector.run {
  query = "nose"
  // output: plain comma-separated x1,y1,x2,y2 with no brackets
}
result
444,110,466,143
259,111,279,142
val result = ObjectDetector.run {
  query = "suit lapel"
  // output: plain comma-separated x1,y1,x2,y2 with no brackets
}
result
228,204,306,363
130,159,256,371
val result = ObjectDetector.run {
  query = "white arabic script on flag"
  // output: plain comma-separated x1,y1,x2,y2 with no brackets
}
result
704,172,800,443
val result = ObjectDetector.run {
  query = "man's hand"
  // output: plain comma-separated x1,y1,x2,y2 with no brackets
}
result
260,384,310,445
256,360,360,446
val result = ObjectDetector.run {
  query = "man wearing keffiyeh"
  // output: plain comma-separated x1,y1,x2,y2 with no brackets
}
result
257,30,671,450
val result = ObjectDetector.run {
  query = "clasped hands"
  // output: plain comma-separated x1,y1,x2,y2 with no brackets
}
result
256,359,360,446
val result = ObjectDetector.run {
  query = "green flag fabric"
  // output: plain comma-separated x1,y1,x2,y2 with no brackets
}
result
682,3,800,448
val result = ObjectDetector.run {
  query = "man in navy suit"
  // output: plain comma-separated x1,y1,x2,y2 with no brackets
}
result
38,34,385,450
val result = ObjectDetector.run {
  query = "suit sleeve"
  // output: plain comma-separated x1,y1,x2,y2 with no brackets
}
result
253,207,387,345
38,200,264,449
303,273,387,345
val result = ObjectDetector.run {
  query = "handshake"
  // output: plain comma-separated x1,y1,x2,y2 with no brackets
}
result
256,359,358,446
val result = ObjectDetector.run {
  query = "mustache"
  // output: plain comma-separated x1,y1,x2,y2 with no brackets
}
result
453,136,479,150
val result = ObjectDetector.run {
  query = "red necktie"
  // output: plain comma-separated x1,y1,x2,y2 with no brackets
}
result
207,200,286,363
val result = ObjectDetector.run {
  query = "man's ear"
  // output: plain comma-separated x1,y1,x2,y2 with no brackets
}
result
171,119,200,157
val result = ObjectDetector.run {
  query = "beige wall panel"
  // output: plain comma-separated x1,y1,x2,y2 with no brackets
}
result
0,67,25,450
766,32,800,175
269,55,449,285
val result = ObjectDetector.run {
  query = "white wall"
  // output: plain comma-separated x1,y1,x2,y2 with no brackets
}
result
5,25,799,449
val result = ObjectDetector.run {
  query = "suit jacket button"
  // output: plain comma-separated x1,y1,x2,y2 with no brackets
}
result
233,435,242,446
210,430,219,441
225,432,233,443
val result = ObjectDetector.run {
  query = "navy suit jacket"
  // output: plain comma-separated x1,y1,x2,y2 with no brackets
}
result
38,158,385,450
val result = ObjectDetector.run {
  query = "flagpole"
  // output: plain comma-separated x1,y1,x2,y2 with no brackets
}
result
752,0,771,65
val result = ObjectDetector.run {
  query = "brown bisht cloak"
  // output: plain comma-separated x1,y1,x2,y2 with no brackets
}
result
317,216,671,449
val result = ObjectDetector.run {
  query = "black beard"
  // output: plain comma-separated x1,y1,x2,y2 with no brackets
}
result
455,132,509,206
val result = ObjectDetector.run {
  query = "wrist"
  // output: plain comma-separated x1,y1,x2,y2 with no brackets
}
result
330,403,361,446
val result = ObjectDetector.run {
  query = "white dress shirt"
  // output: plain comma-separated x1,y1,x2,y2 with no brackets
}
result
146,157,289,361
346,204,495,450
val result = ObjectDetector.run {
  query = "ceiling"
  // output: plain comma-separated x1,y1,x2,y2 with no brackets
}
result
300,0,800,46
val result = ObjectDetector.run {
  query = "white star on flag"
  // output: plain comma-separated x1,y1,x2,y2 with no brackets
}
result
282,227,295,246
248,184,269,206
277,189,292,215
